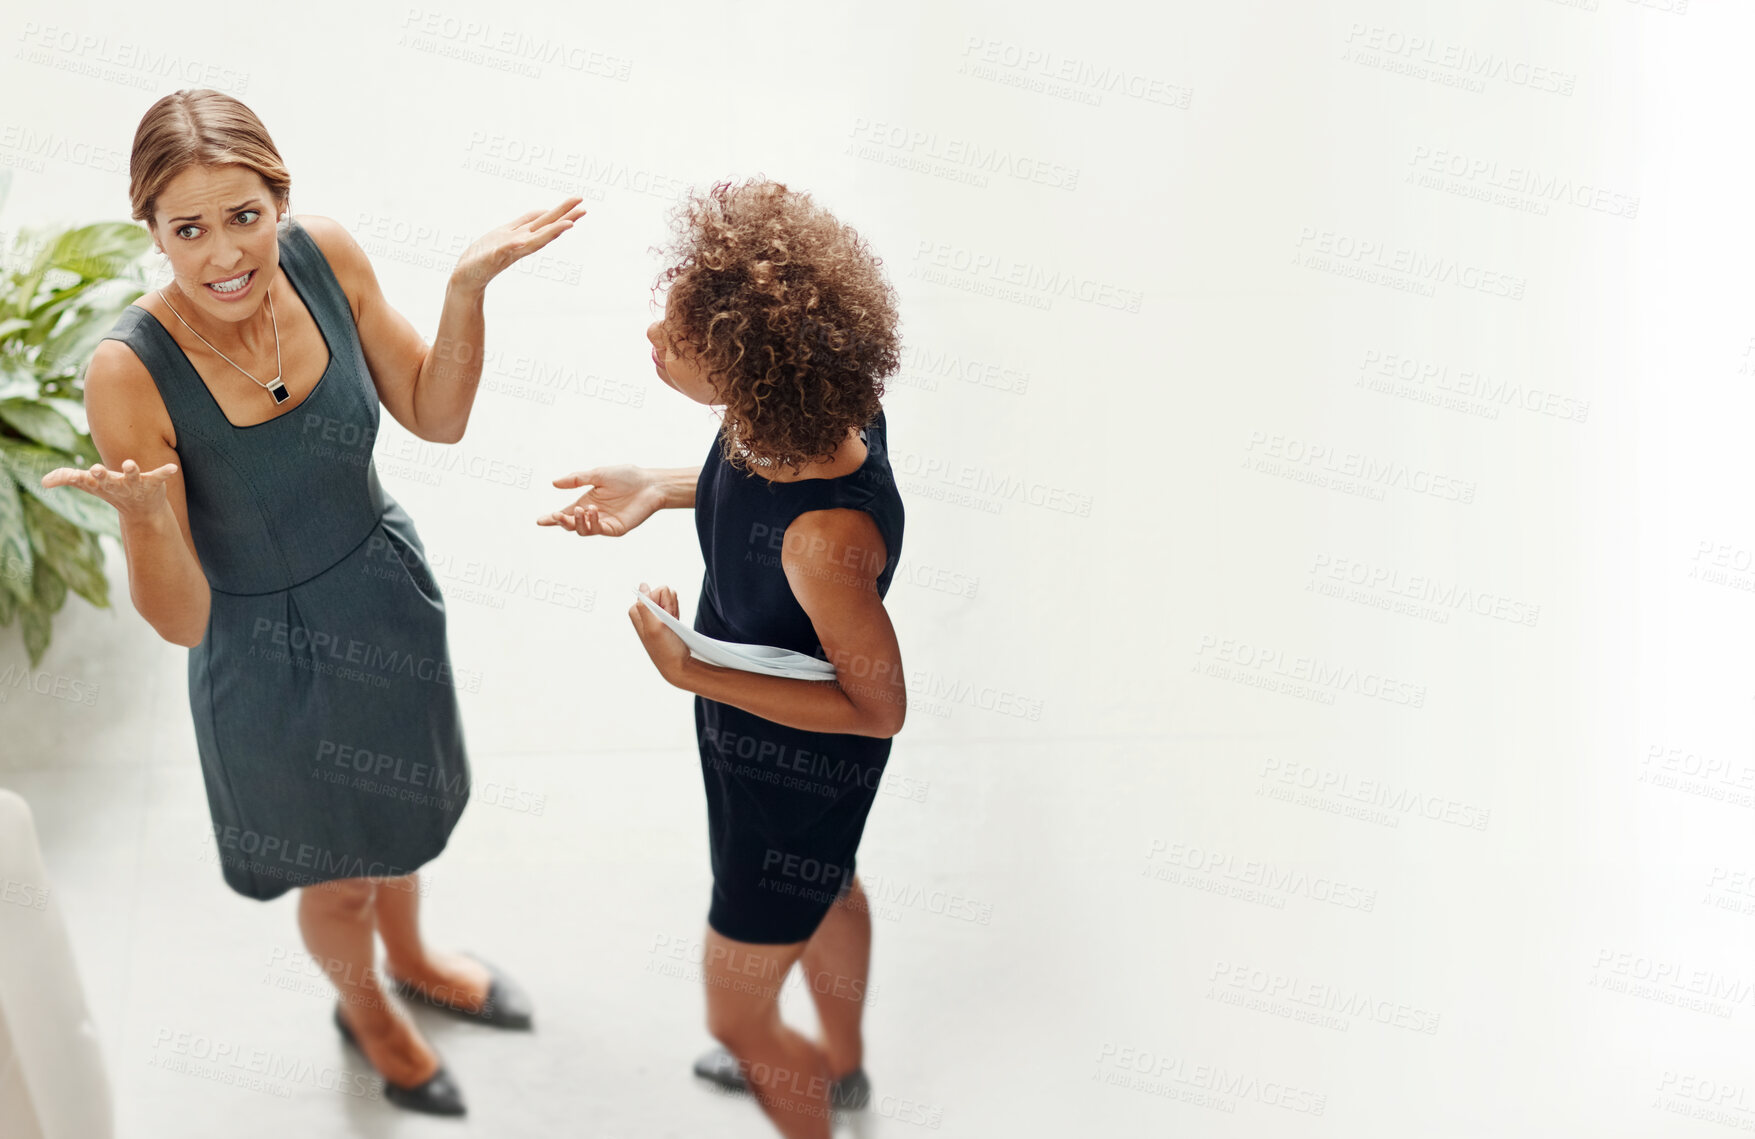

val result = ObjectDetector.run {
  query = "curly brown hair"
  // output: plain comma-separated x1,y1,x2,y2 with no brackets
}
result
655,178,900,473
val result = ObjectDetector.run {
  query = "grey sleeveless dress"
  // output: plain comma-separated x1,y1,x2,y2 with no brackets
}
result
100,216,470,901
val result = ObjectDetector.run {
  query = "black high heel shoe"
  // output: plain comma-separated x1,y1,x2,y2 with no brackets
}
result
692,1046,871,1110
333,1003,467,1116
391,951,534,1030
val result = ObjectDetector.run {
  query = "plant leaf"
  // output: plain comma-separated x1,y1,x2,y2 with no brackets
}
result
41,288,145,376
0,438,120,539
0,397,79,452
0,468,31,604
17,559,66,665
22,494,106,609
31,549,65,611
19,601,49,665
18,223,151,310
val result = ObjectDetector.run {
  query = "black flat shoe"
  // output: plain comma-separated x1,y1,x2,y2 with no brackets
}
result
692,1046,871,1110
334,1003,467,1116
392,952,534,1030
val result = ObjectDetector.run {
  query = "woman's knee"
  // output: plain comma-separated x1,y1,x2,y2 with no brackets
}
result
704,977,783,1050
837,876,866,910
301,876,376,917
706,998,768,1052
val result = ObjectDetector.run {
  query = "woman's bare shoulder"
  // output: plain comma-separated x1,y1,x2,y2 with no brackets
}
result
86,332,176,451
290,213,369,321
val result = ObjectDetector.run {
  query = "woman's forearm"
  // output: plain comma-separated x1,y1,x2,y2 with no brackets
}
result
412,276,488,443
121,506,210,647
657,467,700,509
668,656,901,737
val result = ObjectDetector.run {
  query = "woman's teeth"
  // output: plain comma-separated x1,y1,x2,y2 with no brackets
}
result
207,270,253,294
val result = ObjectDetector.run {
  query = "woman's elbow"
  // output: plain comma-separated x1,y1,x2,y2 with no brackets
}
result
155,620,205,649
140,595,209,648
861,702,906,739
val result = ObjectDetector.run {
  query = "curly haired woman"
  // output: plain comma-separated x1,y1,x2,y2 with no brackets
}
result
539,177,907,1139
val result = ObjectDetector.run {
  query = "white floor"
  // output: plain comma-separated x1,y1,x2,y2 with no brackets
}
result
11,734,1205,1139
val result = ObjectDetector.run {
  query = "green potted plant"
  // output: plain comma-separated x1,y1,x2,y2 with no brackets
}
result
0,170,154,666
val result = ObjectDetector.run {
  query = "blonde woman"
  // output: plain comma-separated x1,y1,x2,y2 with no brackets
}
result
41,89,583,1115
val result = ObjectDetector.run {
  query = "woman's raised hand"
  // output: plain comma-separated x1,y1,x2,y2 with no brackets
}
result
40,458,178,518
537,465,666,537
454,197,588,292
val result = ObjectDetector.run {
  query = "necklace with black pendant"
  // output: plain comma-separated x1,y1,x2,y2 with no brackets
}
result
159,282,290,404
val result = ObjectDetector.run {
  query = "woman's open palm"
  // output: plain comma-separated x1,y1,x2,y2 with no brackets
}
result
40,458,178,517
538,465,665,537
454,197,588,291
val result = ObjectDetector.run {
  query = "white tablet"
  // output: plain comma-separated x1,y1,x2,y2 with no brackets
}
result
634,591,839,681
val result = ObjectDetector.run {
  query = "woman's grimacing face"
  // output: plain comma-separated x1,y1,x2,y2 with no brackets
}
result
149,163,284,324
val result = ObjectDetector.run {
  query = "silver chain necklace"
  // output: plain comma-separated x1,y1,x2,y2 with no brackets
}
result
158,279,289,404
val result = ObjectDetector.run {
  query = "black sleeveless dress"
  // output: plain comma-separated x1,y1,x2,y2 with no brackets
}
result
692,408,905,944
99,216,471,901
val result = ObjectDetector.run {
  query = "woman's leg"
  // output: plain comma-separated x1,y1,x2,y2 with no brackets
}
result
703,928,831,1139
796,876,872,1080
372,873,491,1011
297,877,439,1087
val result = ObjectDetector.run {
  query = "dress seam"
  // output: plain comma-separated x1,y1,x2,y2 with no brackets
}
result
164,419,301,588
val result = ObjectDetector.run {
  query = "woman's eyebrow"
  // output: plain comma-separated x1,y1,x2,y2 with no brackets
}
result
167,199,263,224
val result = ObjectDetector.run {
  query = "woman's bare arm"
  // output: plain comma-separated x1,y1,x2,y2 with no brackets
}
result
50,339,211,646
629,508,905,737
297,203,584,446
